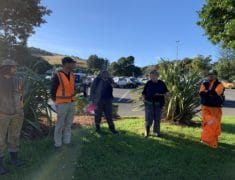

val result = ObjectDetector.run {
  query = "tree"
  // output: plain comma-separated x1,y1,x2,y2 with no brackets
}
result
214,48,235,81
190,55,212,77
0,0,51,46
197,0,235,50
0,0,51,63
87,55,109,73
110,56,142,77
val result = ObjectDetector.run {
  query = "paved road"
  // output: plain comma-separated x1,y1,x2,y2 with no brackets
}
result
113,88,235,117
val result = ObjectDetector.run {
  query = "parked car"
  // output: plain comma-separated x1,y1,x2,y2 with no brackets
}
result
138,77,149,85
125,77,139,88
85,76,95,87
221,80,235,89
113,77,128,88
74,73,88,96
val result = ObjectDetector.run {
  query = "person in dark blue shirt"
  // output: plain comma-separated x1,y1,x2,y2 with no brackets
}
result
142,70,170,137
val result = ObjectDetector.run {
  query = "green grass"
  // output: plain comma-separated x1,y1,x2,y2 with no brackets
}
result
1,117,235,180
74,116,235,180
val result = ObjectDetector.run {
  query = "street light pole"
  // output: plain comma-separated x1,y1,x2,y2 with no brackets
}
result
176,40,180,60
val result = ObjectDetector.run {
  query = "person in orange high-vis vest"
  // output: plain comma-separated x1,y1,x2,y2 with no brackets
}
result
51,57,76,149
199,70,225,148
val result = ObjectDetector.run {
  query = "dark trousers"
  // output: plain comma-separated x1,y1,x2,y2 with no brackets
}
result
95,99,114,128
145,102,162,133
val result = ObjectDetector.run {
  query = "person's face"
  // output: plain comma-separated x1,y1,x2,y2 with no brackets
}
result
150,73,158,81
207,74,216,81
65,63,75,71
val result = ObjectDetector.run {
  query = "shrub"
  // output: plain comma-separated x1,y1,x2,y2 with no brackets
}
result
18,67,52,138
159,61,201,124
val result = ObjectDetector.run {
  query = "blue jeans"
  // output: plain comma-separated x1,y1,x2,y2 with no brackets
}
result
145,101,162,134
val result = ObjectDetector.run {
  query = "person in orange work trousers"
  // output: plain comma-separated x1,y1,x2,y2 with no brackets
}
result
0,59,25,175
199,70,225,148
50,57,76,150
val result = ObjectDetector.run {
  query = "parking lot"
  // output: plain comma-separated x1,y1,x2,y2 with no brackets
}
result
113,88,235,117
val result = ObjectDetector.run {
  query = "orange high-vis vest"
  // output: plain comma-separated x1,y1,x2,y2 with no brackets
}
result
55,71,75,104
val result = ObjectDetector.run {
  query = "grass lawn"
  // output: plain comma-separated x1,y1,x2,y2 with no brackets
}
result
1,116,235,180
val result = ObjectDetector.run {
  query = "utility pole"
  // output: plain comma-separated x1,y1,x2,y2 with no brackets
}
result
176,40,180,60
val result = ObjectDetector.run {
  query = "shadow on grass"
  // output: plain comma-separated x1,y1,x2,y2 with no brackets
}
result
221,122,235,134
75,128,235,180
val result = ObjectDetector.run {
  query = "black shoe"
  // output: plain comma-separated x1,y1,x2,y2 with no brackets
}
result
0,166,9,175
109,124,119,134
110,129,119,134
95,124,101,134
64,143,75,148
54,146,62,152
10,152,24,167
0,157,9,175
153,132,162,138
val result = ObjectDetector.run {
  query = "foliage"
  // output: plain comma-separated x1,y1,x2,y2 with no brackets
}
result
197,0,235,50
214,48,235,81
18,67,52,138
190,55,212,77
75,96,89,115
87,54,109,73
159,60,201,124
0,0,51,45
110,56,142,77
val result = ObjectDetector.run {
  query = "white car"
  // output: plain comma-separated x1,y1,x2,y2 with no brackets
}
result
125,77,139,88
138,77,149,84
113,77,128,88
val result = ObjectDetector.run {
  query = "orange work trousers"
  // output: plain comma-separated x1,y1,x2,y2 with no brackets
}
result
201,106,222,148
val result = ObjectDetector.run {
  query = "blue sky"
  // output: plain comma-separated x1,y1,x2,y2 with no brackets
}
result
28,0,219,67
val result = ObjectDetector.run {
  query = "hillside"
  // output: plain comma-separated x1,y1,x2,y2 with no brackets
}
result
41,55,87,68
29,47,88,68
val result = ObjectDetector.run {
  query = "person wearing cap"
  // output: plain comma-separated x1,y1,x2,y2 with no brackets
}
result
90,70,118,134
50,57,76,149
142,70,170,138
0,59,24,175
199,70,225,148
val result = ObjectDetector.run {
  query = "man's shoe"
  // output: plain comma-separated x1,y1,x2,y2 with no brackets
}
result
64,143,75,148
0,166,9,175
154,133,162,138
10,152,24,167
110,129,119,134
54,146,62,152
95,124,102,134
109,125,119,134
0,157,9,175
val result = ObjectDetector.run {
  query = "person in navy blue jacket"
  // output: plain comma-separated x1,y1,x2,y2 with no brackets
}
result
142,70,170,137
